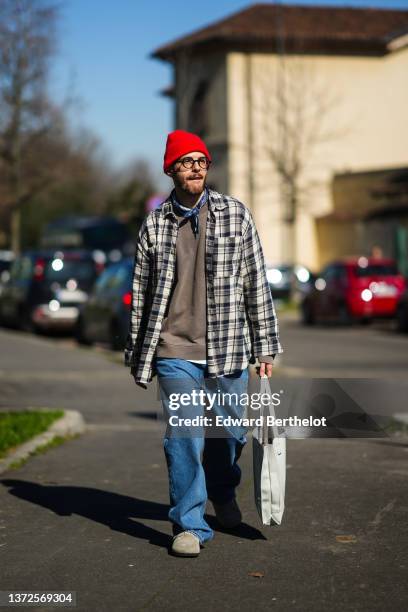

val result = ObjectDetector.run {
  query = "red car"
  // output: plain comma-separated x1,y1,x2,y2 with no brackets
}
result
301,257,406,325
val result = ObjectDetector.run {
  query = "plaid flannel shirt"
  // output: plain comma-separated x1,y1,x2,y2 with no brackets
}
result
124,188,283,388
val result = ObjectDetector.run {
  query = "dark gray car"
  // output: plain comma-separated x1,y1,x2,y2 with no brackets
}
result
76,258,133,350
0,249,102,332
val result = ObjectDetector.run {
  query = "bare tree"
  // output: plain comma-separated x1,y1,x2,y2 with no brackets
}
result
254,54,352,263
105,157,156,235
19,122,123,249
0,0,62,253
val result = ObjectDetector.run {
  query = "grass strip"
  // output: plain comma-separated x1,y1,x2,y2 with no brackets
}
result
0,410,64,458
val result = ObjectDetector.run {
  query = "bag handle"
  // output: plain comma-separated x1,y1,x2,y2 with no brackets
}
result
260,375,283,445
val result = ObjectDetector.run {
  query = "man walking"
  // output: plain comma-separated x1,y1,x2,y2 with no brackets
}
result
125,130,283,557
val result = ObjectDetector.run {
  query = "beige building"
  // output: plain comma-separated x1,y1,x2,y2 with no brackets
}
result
152,3,408,273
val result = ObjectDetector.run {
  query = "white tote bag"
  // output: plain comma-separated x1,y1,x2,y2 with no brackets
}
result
252,375,286,525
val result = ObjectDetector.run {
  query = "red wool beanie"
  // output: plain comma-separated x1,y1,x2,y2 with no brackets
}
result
163,130,211,173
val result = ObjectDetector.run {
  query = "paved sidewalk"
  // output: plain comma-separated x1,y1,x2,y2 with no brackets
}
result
0,329,407,611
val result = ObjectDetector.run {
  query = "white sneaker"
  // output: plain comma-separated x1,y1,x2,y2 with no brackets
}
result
171,531,201,557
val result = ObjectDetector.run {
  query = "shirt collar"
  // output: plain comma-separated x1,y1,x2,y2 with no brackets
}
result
171,186,208,211
161,187,227,219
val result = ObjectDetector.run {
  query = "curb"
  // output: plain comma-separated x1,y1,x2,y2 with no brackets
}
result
392,413,408,426
0,410,86,475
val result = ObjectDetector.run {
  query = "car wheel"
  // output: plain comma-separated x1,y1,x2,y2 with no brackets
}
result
110,319,124,351
76,316,93,346
396,304,408,333
0,304,10,328
338,303,352,326
301,301,315,325
360,317,372,325
21,307,35,333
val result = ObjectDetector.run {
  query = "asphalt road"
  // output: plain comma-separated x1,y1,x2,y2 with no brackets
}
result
0,316,407,611
278,312,408,379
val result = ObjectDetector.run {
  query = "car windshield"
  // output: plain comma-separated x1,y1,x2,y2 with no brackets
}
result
353,264,398,277
44,258,96,282
81,225,129,250
42,222,130,251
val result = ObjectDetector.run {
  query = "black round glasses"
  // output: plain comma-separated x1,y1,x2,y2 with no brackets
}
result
175,156,211,170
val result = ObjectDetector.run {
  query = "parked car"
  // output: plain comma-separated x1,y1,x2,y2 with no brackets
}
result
40,216,134,263
76,258,133,350
266,264,315,301
301,257,406,325
0,250,15,296
0,249,103,332
396,289,408,333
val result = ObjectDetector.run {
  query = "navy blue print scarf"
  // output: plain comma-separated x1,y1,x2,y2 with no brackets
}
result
171,187,208,237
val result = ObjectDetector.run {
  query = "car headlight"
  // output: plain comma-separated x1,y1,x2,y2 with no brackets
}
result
267,268,283,284
295,266,310,283
315,278,326,291
361,289,372,302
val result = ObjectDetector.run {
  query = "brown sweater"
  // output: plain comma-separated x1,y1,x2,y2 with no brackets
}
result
156,202,208,360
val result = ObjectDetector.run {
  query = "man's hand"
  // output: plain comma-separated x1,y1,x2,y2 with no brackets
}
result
258,361,273,378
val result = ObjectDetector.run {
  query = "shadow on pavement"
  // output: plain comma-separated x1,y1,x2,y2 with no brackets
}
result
205,514,266,541
0,479,266,547
1,479,170,549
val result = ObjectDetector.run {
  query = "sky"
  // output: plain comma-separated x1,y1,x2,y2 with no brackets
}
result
52,0,408,189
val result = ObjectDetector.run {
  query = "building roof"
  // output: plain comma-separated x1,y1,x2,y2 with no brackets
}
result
152,3,408,61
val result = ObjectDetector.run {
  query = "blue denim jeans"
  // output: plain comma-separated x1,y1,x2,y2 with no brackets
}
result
156,357,250,544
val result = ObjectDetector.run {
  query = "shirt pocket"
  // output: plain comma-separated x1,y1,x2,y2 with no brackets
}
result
212,236,242,277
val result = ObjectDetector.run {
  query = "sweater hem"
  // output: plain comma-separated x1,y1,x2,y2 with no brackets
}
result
157,343,207,360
